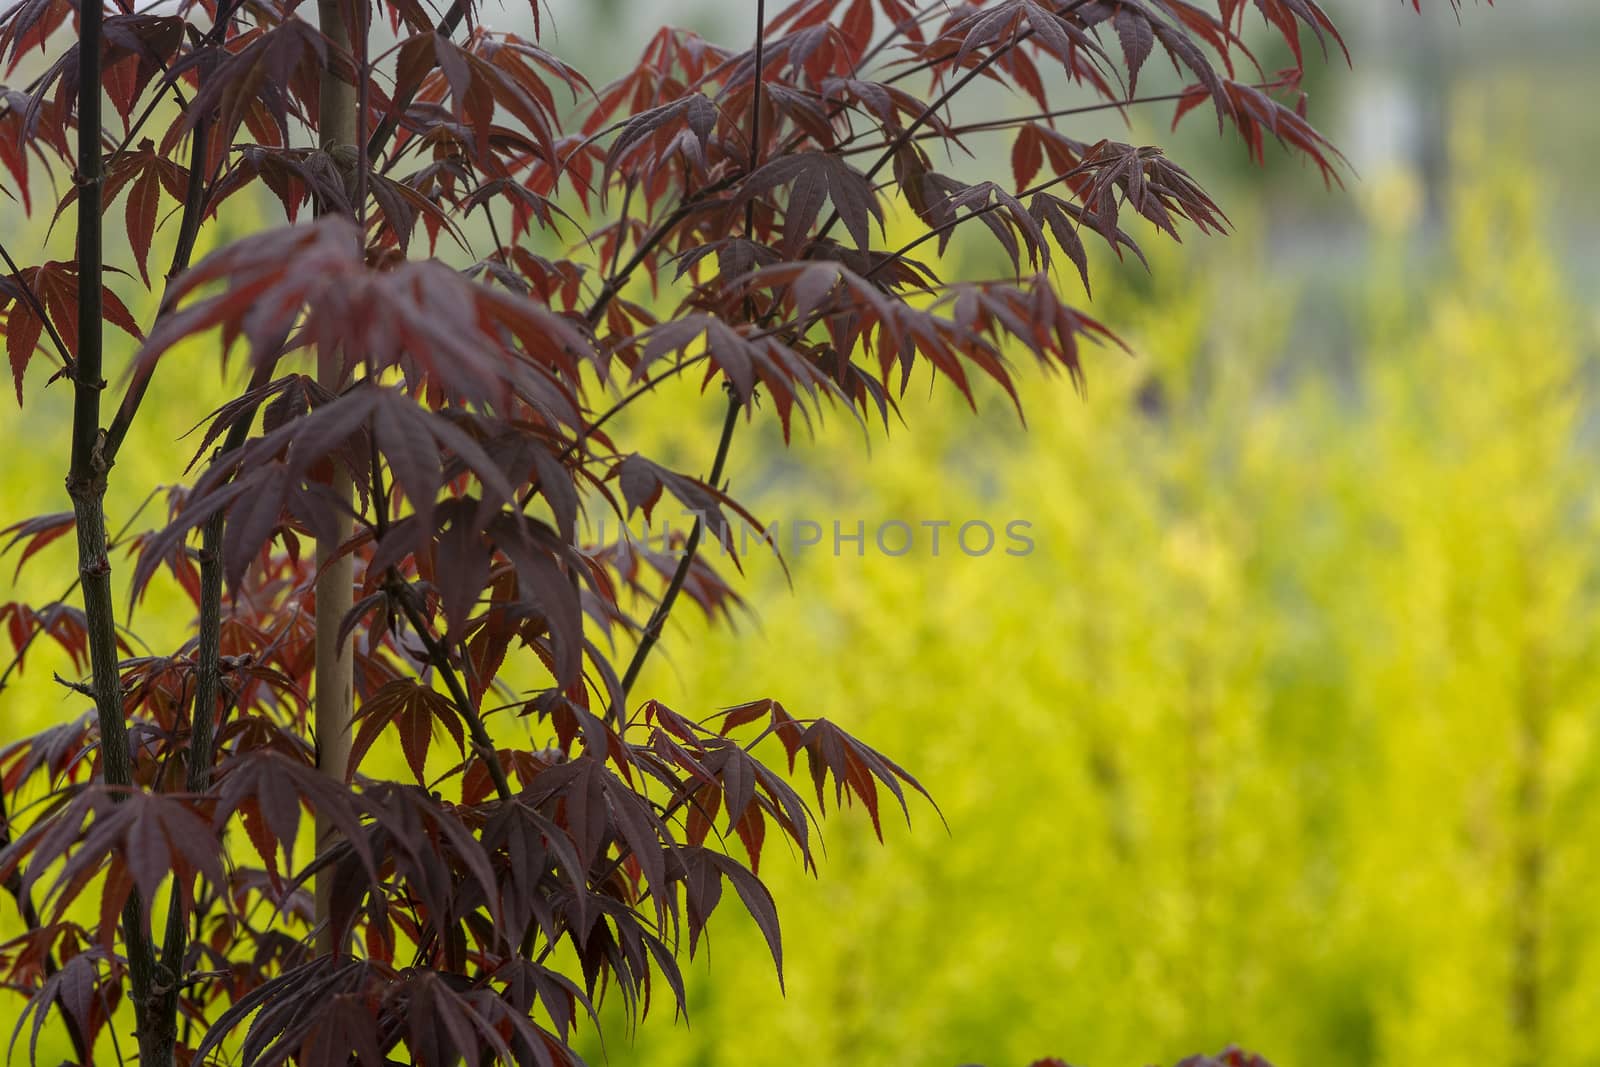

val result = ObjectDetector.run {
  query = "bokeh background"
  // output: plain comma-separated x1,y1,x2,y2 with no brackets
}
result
4,1,1599,1065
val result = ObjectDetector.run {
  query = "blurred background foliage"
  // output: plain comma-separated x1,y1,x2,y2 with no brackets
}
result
568,105,1600,1067
6,2,1600,1065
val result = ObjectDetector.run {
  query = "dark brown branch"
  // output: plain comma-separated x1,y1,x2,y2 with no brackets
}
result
67,0,168,1061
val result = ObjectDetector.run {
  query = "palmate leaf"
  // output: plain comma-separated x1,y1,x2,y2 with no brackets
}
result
0,511,73,580
0,86,65,213
0,714,94,793
101,14,187,128
493,957,597,1046
585,534,747,634
1172,77,1347,185
211,749,375,884
757,715,938,841
193,956,389,1067
7,947,101,1067
354,782,506,932
0,601,132,677
174,19,333,150
613,453,773,559
136,216,595,416
677,846,783,982
739,151,884,252
769,0,924,41
390,28,581,171
1,262,143,403
53,139,190,288
0,787,223,938
0,0,69,75
347,677,465,785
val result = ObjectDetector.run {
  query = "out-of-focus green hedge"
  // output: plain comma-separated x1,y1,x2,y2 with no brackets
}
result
575,119,1600,1067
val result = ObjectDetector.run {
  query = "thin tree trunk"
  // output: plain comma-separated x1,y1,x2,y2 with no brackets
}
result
68,0,169,1061
312,0,358,957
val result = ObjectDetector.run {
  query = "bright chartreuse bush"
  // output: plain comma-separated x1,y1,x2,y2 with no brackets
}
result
577,124,1600,1067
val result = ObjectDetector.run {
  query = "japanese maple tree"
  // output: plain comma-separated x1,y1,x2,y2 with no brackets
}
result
0,0,1472,1064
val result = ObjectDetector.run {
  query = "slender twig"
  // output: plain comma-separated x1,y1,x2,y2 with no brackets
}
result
364,0,468,163
562,166,1100,502
470,172,510,264
579,3,765,717
104,0,247,167
101,113,212,464
391,582,515,802
849,0,947,77
616,377,741,706
154,358,276,1029
101,0,250,465
357,333,511,805
582,179,740,327
104,72,190,166
743,0,767,238
515,354,710,513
